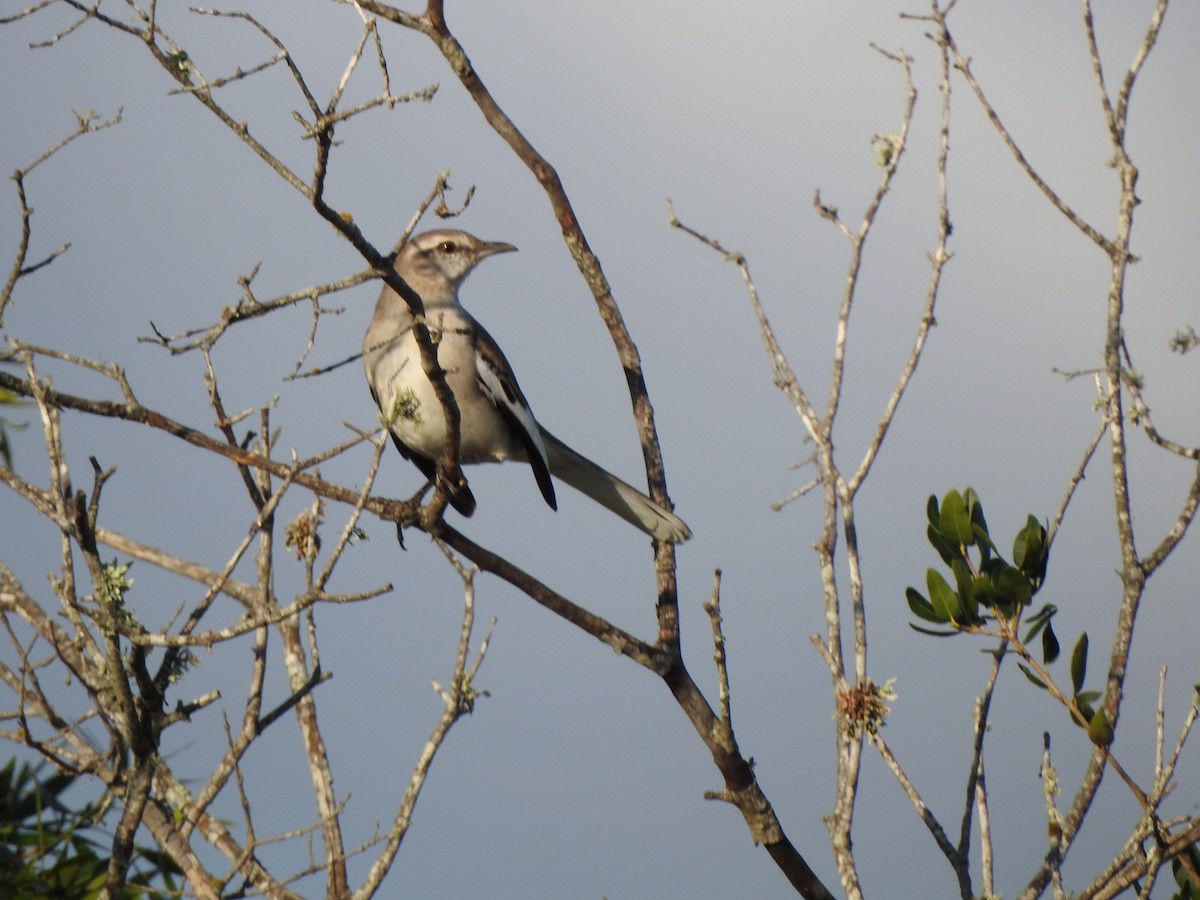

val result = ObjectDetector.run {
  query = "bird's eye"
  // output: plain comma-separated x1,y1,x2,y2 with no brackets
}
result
437,241,457,254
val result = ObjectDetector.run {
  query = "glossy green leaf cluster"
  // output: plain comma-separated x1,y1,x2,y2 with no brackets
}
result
0,759,180,899
906,489,1048,633
905,489,1108,745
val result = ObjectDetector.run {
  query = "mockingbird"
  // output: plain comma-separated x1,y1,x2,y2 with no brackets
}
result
362,229,691,543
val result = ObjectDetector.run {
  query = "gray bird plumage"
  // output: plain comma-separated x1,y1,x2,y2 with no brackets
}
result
362,229,691,543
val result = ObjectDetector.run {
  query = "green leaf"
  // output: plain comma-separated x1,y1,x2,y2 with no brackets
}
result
995,565,1032,609
926,525,960,567
1013,515,1049,588
966,491,994,564
1042,620,1060,665
1073,691,1102,729
909,623,961,637
971,522,997,561
1018,663,1048,690
1087,708,1114,747
950,559,979,623
906,587,946,624
927,568,962,623
1022,604,1057,643
939,489,975,548
1071,633,1089,695
971,574,999,607
950,558,972,595
1024,612,1048,642
1073,696,1094,726
1012,517,1034,567
926,494,940,528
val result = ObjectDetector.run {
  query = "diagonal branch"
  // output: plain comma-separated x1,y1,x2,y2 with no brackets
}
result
359,0,685,640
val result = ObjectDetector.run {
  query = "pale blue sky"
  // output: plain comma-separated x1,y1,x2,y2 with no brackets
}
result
2,1,1197,896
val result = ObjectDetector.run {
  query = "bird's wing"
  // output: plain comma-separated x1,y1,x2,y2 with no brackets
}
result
471,324,557,509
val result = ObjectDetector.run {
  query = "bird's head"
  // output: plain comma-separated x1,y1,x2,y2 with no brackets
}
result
396,230,518,294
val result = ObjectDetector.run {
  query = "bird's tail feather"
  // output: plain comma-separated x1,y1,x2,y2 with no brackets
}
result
542,431,691,543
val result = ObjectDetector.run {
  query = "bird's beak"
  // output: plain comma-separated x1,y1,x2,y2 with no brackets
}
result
480,240,518,258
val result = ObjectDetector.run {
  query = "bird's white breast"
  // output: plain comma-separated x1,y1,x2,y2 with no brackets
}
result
370,322,527,464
